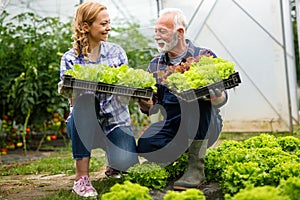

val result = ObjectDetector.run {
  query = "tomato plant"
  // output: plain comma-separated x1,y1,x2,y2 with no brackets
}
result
0,11,157,152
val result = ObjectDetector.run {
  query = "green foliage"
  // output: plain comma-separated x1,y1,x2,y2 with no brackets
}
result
279,176,300,200
101,181,153,200
221,162,267,194
268,161,300,184
166,56,235,92
64,63,156,90
108,20,157,137
242,134,280,149
228,185,289,200
228,176,300,200
205,140,244,181
164,152,188,180
277,136,300,152
126,162,169,190
109,20,156,70
164,189,206,200
0,11,156,141
0,11,71,125
0,147,105,176
205,134,300,195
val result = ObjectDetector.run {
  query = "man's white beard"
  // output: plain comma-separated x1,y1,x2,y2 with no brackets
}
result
156,33,178,53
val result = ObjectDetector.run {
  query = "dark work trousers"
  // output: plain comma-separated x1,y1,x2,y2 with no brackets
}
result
137,85,222,163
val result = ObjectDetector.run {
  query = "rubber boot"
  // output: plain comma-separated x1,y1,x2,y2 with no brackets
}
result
173,139,208,190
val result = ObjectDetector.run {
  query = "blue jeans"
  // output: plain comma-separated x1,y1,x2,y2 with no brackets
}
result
66,94,138,172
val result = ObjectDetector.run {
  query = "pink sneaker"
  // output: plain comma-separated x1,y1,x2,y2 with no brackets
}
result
72,176,98,198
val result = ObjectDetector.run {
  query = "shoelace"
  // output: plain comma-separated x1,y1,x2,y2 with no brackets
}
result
75,176,95,193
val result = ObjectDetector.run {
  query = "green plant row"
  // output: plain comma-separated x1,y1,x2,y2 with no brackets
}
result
226,176,300,200
115,134,300,199
2,134,300,199
205,133,300,197
102,181,206,200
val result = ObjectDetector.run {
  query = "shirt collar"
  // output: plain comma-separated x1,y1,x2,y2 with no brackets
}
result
100,41,106,57
161,39,195,64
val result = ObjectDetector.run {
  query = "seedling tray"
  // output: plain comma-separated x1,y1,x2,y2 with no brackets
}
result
170,72,241,102
62,75,153,99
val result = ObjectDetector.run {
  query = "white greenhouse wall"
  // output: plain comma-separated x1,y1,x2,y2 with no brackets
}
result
163,0,299,132
3,0,158,28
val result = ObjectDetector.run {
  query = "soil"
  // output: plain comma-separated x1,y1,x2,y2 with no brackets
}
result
0,148,105,200
0,142,224,200
0,172,223,200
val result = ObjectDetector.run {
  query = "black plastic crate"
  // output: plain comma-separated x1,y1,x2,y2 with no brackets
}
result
62,75,153,99
170,72,241,102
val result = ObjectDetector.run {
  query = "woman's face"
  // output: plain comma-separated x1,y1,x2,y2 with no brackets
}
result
87,9,111,43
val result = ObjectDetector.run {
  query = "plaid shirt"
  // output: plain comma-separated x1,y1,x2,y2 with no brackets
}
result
59,41,131,135
148,39,217,83
146,39,223,140
147,39,219,108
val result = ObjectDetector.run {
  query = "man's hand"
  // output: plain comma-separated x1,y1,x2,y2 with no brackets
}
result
209,88,222,100
206,88,227,107
138,98,153,112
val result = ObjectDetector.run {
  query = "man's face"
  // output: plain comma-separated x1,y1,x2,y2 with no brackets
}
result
154,13,179,53
155,31,178,53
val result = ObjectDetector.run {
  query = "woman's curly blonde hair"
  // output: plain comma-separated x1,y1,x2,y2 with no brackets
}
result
72,1,107,60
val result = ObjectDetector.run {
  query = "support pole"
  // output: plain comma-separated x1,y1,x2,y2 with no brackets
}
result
296,0,300,60
156,0,160,18
280,0,293,132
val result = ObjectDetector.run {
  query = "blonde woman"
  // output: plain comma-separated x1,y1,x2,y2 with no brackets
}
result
59,2,138,197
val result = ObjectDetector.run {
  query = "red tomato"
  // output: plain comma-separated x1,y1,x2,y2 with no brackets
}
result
3,115,9,121
26,128,31,133
50,135,57,140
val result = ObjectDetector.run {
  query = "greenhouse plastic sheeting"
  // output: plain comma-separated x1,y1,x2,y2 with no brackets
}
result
4,0,299,132
163,0,298,132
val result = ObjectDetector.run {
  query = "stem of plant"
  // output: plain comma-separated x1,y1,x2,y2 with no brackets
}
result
22,108,31,155
36,121,47,151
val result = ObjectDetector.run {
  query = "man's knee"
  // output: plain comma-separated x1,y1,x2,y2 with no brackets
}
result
137,137,154,153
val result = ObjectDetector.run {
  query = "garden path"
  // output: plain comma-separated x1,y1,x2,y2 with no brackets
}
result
0,170,106,200
0,148,106,200
0,141,223,200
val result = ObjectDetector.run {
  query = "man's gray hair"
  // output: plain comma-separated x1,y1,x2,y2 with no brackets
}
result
159,8,188,31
